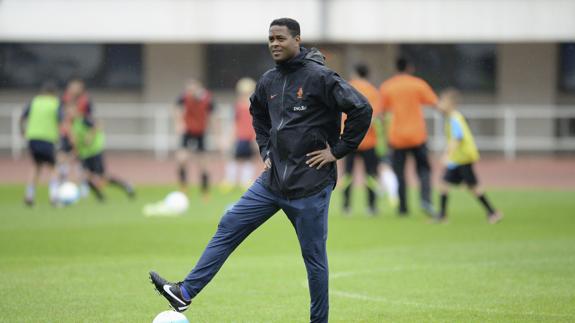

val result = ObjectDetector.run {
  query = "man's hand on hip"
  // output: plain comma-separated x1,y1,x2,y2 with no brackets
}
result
306,142,336,170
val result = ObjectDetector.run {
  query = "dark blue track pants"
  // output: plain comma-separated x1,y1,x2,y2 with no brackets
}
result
182,178,332,323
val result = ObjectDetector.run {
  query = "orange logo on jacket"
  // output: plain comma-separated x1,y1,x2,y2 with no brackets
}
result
296,87,303,99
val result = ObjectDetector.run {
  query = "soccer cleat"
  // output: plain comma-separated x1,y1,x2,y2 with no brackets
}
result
397,209,409,217
488,211,503,224
23,197,34,207
149,271,191,312
126,186,136,199
421,201,438,218
367,207,379,217
429,214,448,224
341,206,352,217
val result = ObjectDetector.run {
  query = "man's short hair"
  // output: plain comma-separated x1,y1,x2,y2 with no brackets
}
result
67,76,84,85
354,63,369,78
270,18,300,37
396,57,410,72
40,80,58,94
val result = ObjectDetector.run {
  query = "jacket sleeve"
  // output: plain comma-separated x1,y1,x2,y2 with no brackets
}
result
325,72,373,159
249,78,271,161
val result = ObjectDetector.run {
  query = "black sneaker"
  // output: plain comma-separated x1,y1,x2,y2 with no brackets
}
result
149,271,191,312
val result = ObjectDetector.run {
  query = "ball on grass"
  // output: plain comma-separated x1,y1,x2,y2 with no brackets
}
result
152,310,189,323
164,191,189,214
57,181,80,205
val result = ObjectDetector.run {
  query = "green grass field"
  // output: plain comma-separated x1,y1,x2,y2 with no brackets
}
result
1,184,574,322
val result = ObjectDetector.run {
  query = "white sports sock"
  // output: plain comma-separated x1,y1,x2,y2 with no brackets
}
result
25,184,35,200
49,178,59,201
225,162,238,185
80,181,89,198
240,163,255,187
381,168,398,199
58,163,69,180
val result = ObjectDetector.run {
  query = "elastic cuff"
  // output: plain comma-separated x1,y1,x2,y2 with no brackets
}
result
331,146,346,160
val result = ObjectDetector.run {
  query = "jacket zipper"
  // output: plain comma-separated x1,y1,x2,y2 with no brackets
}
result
278,75,288,195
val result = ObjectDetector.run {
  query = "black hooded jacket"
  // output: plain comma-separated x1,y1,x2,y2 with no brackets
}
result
250,47,372,199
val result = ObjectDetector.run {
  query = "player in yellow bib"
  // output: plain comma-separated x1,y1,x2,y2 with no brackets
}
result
437,89,502,224
19,82,63,206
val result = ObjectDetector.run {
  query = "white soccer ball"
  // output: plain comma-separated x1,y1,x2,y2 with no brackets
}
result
57,182,80,205
163,191,189,214
152,310,189,323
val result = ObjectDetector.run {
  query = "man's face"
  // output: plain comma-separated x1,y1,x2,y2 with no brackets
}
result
67,81,84,96
268,25,300,63
185,80,202,97
438,92,457,114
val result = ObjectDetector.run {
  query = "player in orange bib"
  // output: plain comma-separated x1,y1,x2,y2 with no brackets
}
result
380,58,439,216
174,79,214,195
341,64,382,215
223,78,258,190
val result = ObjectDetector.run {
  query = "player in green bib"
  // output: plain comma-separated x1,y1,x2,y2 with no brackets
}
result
437,89,502,224
69,109,134,201
19,81,63,206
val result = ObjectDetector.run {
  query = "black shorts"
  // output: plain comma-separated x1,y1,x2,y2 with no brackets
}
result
344,148,379,176
28,140,56,166
59,135,74,153
181,133,205,152
234,140,254,159
82,153,105,176
443,163,478,187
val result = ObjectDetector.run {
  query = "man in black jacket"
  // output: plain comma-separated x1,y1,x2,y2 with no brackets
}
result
150,18,372,323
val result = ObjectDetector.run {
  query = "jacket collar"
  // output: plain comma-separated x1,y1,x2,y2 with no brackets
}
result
275,47,325,73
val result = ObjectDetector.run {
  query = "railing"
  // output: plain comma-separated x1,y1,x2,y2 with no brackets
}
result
427,106,575,159
1,103,574,160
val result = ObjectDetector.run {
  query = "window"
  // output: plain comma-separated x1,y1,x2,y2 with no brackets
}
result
558,43,575,94
206,44,273,90
399,44,497,92
0,43,143,89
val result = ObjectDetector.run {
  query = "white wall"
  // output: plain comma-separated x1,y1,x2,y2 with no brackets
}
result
329,0,575,42
0,0,322,42
1,0,574,43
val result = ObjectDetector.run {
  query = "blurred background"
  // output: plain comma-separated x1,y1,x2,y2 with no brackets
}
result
0,0,574,181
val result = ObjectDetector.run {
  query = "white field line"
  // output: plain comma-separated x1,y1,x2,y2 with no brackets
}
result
301,257,575,319
329,289,574,319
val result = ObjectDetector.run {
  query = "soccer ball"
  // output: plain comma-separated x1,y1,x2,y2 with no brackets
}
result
163,191,189,214
143,191,189,217
57,182,80,205
152,310,189,323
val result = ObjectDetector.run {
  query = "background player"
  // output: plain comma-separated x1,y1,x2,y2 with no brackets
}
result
342,63,382,215
437,89,503,224
223,77,258,190
59,78,94,196
69,108,134,201
380,57,439,217
174,79,213,196
19,81,63,206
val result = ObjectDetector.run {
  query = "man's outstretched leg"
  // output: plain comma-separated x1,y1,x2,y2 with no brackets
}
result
150,179,280,312
283,185,332,323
